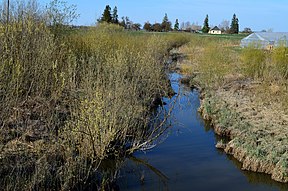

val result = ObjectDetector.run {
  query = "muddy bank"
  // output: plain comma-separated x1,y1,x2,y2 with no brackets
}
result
197,77,288,183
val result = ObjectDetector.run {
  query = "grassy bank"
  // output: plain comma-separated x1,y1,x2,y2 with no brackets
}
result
178,34,288,183
0,1,190,190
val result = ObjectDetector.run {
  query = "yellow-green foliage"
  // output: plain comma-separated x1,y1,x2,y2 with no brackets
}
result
64,25,181,160
240,47,267,79
182,34,288,105
272,46,288,79
0,3,189,188
240,46,288,107
181,35,237,88
241,46,288,81
198,42,234,87
179,63,194,74
0,4,77,130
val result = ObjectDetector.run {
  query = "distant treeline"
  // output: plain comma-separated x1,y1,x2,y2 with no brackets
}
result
98,5,251,34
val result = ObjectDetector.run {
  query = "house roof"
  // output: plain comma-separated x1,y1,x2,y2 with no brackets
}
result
210,26,220,31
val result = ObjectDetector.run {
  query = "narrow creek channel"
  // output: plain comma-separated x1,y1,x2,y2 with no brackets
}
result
116,72,288,191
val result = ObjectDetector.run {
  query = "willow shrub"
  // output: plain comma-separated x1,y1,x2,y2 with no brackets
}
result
0,1,76,190
0,3,189,187
63,25,185,160
0,1,78,119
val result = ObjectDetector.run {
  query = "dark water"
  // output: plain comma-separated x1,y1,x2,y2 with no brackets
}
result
117,73,288,191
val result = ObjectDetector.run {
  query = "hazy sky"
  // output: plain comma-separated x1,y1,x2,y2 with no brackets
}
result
39,0,288,32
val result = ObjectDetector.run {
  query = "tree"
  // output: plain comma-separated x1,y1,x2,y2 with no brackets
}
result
267,28,273,32
99,5,112,23
152,23,162,32
47,0,79,26
180,22,185,30
119,16,132,29
111,6,118,24
191,22,201,31
132,23,141,31
242,27,252,34
174,19,179,31
218,20,230,33
46,0,79,36
124,16,132,29
119,16,125,27
185,21,191,31
230,13,239,34
143,22,152,31
161,13,171,32
202,14,210,33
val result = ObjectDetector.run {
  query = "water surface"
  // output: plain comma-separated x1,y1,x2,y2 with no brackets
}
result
117,73,288,191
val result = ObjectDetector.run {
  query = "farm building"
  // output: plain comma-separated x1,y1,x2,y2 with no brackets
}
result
208,26,222,34
240,32,288,49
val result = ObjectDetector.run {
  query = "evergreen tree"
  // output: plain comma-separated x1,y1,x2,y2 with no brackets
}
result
99,5,112,23
230,14,239,34
112,6,119,24
174,19,179,31
202,14,210,33
161,13,172,32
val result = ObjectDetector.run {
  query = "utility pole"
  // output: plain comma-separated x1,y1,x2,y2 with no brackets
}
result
6,0,10,34
7,0,10,24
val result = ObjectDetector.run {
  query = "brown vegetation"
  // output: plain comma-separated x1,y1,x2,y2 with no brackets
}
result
178,34,288,183
0,1,190,190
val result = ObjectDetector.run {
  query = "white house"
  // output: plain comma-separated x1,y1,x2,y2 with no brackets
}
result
208,26,222,34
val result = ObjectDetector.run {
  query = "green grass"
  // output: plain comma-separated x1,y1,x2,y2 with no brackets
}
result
195,33,248,43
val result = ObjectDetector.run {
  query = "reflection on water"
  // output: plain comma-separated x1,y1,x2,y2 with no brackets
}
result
116,73,288,191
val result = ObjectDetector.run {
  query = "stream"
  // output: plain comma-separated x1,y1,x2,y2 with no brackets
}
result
116,73,288,191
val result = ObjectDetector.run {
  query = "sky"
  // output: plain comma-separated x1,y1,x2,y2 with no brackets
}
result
38,0,288,32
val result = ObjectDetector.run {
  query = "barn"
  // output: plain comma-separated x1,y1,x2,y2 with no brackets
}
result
240,32,288,49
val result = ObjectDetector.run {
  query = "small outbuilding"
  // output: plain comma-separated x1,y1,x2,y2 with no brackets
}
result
208,26,222,35
240,32,288,49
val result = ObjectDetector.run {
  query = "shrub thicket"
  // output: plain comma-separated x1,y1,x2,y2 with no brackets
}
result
0,1,190,190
